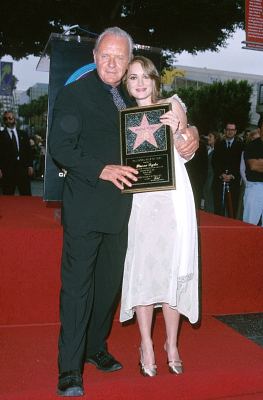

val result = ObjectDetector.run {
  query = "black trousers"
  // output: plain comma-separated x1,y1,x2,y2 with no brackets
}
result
58,224,128,373
213,180,240,218
1,162,31,195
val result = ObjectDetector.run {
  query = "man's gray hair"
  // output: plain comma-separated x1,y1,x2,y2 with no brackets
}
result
94,27,134,61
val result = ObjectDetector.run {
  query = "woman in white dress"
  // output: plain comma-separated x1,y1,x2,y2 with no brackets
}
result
120,56,199,377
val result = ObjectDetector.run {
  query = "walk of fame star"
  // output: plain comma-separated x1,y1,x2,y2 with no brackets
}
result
129,113,163,150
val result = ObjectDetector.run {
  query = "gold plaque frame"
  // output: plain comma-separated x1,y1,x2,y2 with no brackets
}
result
120,103,175,193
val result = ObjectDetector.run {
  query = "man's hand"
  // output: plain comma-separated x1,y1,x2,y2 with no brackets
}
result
99,165,138,190
221,173,234,182
0,169,2,179
175,126,199,159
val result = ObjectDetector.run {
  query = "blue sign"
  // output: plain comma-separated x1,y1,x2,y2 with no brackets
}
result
65,62,96,85
0,62,13,96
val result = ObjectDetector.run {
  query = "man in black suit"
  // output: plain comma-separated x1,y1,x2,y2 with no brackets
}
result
0,111,33,195
212,122,243,218
49,26,199,397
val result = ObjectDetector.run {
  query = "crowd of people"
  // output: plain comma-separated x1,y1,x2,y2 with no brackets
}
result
186,120,263,227
29,134,46,179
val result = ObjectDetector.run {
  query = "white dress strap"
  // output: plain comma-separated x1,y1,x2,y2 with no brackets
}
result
170,94,187,112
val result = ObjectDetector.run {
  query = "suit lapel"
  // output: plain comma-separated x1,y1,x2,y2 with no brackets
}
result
83,71,135,128
3,128,12,143
83,72,118,127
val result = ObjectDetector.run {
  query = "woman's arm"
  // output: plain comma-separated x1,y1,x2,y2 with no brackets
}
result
159,96,199,160
159,96,187,133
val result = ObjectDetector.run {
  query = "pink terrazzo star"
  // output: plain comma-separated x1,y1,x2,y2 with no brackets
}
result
129,113,162,150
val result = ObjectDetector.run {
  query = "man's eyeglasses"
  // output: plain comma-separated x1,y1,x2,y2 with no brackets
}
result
3,116,15,121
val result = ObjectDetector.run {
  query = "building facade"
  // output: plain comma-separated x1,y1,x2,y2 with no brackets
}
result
162,65,263,126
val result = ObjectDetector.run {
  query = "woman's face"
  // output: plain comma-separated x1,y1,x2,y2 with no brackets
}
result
207,133,215,146
126,61,154,105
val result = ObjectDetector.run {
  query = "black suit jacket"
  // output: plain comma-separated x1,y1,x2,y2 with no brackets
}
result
49,70,134,234
0,128,33,176
212,138,243,182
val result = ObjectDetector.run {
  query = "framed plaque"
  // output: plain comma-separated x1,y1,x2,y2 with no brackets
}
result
120,103,175,193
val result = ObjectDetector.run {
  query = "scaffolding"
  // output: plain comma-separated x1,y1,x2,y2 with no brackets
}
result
0,93,18,116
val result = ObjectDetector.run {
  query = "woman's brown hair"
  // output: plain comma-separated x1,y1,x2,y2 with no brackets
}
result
124,55,161,103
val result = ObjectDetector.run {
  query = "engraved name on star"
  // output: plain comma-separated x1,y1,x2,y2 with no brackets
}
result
129,113,163,150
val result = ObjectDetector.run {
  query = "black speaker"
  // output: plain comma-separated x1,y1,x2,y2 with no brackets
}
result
40,33,95,201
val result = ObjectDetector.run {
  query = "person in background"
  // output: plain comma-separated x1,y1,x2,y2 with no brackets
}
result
243,117,263,226
212,122,243,218
237,128,260,219
29,136,41,177
185,135,208,209
203,131,220,212
120,56,199,377
240,130,259,186
0,111,33,195
49,28,199,397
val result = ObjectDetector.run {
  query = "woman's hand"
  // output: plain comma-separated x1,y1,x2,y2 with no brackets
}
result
159,110,181,134
158,97,198,160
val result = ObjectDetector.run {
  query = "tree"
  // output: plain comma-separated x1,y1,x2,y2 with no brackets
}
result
18,94,48,134
0,0,244,60
165,80,252,134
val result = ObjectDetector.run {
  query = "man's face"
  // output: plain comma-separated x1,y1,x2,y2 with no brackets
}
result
93,34,130,87
225,123,237,139
3,112,15,128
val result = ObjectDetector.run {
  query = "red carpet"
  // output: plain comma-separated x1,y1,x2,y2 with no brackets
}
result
1,316,263,399
1,197,263,324
199,212,263,315
0,196,263,399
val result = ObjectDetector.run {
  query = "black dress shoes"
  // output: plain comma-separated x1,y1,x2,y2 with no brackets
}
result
57,370,84,397
86,349,122,372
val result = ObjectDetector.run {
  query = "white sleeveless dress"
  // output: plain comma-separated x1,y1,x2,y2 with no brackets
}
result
120,96,199,324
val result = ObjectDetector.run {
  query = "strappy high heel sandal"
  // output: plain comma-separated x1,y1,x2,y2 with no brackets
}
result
167,359,183,374
139,347,157,377
164,343,183,375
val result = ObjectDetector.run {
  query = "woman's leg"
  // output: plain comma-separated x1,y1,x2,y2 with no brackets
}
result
135,305,155,366
162,304,181,362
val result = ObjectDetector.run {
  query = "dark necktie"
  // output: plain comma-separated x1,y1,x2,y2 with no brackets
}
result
110,87,127,110
11,130,19,157
227,141,231,149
